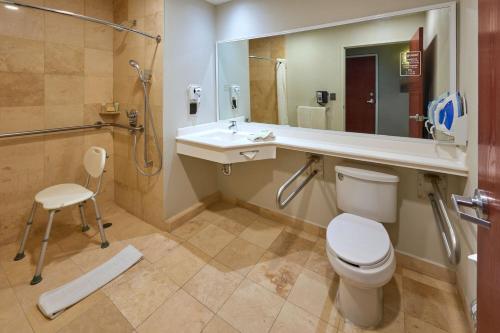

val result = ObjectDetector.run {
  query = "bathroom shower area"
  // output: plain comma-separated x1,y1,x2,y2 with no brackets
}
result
0,0,165,247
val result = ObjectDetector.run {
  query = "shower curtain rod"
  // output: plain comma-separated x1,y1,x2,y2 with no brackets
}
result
249,55,277,63
0,0,162,43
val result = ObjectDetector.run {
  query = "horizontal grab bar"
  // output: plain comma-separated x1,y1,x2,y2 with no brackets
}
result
276,156,320,209
428,177,460,265
0,122,143,139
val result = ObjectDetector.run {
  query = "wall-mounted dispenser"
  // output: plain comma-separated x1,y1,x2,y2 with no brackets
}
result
187,84,202,115
230,85,241,111
316,90,329,106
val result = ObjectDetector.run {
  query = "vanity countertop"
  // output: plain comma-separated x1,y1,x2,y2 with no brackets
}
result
176,122,468,177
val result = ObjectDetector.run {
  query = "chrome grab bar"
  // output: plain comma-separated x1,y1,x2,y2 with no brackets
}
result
0,122,143,139
276,155,320,209
428,176,460,264
0,0,161,43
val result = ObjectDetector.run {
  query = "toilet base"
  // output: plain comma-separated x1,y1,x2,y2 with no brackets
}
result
336,278,383,328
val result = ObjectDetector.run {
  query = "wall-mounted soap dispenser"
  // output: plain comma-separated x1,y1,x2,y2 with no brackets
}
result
187,84,202,115
230,84,241,111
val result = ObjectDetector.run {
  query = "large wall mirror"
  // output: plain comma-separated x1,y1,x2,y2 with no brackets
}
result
216,3,456,139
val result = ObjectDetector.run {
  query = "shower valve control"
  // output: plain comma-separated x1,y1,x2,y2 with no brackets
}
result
188,84,202,115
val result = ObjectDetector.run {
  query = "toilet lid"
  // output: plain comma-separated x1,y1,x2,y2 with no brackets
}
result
327,213,391,267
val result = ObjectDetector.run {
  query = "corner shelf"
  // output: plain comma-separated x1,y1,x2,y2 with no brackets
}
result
99,111,121,116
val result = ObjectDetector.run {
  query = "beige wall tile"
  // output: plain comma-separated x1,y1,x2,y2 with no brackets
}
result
0,106,44,132
0,5,44,41
84,0,114,20
45,74,84,105
84,76,113,104
84,48,113,76
44,0,84,14
45,14,84,48
45,43,84,75
44,104,84,128
0,72,44,107
145,0,163,16
84,22,113,51
0,36,44,73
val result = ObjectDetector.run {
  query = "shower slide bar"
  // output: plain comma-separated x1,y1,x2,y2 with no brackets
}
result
0,0,162,43
428,176,461,265
276,155,320,209
0,122,143,140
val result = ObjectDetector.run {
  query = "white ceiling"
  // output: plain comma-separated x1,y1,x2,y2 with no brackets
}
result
205,0,233,5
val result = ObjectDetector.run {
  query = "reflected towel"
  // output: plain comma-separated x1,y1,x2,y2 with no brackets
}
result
247,130,275,142
276,59,289,125
297,106,326,130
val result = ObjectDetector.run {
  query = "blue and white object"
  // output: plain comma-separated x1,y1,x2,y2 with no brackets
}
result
426,92,465,136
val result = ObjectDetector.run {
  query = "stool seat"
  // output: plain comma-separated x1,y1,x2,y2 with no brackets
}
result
35,184,94,210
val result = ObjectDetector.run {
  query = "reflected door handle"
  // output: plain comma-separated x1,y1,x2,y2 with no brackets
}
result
366,99,375,104
409,114,427,122
451,189,491,229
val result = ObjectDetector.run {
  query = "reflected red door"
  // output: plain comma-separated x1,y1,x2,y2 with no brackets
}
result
345,56,376,134
408,27,424,138
478,0,500,331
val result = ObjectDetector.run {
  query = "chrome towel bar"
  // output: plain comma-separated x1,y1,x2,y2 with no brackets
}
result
428,176,460,264
276,155,320,209
0,122,143,140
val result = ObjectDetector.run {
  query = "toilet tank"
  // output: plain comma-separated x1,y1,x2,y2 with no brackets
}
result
335,165,399,223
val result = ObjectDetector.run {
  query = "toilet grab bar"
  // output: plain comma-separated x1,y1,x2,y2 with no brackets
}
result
276,155,320,209
428,176,460,265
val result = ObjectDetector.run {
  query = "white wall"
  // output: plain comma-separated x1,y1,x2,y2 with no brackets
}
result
164,0,219,218
217,40,251,120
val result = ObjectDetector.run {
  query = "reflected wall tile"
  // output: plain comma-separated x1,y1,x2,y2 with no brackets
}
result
0,36,44,73
45,74,84,105
45,43,84,75
0,72,44,107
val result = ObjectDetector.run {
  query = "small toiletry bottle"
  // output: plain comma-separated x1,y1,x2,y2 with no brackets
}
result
114,102,120,112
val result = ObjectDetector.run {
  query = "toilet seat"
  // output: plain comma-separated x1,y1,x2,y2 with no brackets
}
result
327,213,391,268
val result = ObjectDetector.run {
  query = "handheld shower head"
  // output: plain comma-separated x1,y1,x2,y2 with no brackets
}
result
129,59,145,82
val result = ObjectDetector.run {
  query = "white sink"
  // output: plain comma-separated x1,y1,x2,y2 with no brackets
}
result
176,129,277,164
196,130,248,143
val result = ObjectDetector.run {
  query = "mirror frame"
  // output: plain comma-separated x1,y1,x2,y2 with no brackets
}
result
215,1,457,142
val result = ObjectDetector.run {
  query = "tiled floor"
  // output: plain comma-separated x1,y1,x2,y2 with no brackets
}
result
0,202,471,333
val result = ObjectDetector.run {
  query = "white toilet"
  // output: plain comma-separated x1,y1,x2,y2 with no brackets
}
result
326,165,399,328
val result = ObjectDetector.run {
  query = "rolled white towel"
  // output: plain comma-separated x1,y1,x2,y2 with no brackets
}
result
247,130,275,142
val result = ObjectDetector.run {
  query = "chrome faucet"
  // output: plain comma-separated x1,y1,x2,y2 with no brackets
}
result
228,120,238,134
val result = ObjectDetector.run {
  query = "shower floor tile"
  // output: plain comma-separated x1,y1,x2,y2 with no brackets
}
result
0,201,470,333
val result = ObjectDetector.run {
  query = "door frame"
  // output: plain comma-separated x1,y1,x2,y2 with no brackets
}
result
345,53,379,134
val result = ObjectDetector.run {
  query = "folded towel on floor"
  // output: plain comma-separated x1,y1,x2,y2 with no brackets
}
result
38,245,143,319
247,130,275,142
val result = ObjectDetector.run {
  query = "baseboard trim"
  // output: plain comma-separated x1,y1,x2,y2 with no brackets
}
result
163,192,221,232
395,250,456,284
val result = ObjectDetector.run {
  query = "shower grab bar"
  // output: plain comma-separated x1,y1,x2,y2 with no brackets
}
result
276,155,320,209
0,0,161,43
0,122,143,140
428,176,460,265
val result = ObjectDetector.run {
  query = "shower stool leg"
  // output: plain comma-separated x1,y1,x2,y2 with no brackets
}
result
14,202,37,261
78,202,90,232
90,197,109,249
31,210,57,285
